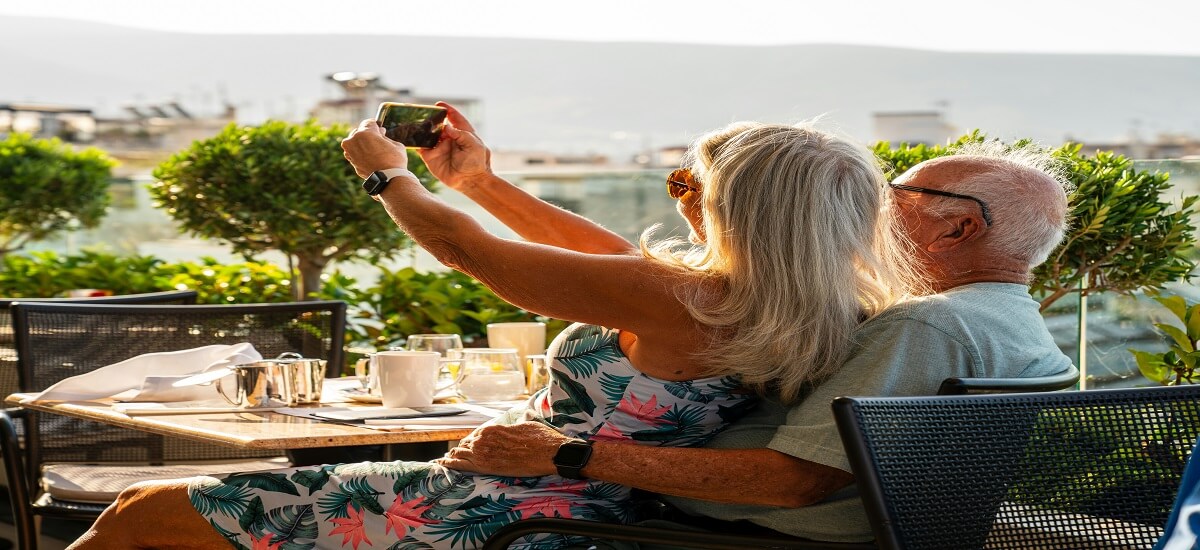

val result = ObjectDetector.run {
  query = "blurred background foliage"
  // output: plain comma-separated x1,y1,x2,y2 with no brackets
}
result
0,250,567,352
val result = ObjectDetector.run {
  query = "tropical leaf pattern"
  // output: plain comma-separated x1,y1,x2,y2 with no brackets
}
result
188,323,755,549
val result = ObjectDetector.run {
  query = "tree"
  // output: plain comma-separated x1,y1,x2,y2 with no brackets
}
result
0,133,115,260
151,120,433,300
873,132,1197,311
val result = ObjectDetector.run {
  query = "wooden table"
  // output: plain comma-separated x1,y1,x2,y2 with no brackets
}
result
4,392,498,462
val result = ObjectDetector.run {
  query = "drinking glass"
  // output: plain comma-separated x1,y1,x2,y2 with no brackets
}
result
405,334,464,398
458,348,525,402
405,334,463,356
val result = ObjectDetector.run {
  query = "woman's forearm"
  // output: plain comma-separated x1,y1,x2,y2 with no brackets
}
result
457,173,635,255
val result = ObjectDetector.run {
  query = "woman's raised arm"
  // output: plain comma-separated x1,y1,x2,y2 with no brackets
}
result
342,120,702,379
419,102,636,255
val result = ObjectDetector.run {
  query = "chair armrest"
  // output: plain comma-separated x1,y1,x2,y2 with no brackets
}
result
938,365,1079,395
481,517,874,550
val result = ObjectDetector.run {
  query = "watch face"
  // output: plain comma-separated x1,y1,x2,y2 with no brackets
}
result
554,441,593,466
362,171,386,195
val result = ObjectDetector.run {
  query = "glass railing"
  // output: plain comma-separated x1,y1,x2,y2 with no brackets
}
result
27,159,1200,390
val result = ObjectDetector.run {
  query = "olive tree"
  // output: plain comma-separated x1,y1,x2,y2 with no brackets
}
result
0,133,115,260
873,133,1197,311
151,120,433,300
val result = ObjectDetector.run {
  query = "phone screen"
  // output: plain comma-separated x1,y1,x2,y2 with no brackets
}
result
375,102,447,149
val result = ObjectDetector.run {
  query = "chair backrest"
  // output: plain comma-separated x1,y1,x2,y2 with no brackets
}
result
937,364,1081,395
10,300,346,490
0,290,199,398
834,385,1200,550
0,409,36,550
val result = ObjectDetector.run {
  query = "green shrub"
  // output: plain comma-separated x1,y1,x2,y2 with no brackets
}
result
151,120,433,300
0,251,569,359
1129,293,1199,385
320,267,569,350
0,133,116,259
0,250,292,304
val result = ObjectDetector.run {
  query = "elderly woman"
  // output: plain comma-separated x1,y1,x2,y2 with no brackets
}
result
67,104,922,550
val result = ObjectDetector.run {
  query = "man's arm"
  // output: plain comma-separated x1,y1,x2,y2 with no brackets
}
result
436,421,853,508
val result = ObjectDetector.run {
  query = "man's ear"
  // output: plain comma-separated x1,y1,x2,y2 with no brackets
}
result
926,215,986,253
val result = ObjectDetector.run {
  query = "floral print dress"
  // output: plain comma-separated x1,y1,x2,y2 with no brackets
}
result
188,323,757,550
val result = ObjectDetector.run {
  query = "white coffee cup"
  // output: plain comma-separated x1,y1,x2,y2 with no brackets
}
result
486,322,546,364
374,351,441,408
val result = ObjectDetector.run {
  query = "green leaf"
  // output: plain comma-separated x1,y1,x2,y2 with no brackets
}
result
263,504,319,548
1129,349,1171,385
1157,324,1194,353
1156,295,1189,322
190,483,254,519
221,472,300,496
1187,304,1200,341
237,496,267,535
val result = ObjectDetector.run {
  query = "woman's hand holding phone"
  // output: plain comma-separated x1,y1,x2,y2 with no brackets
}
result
418,102,494,191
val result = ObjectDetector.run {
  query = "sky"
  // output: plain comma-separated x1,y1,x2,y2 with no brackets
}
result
3,0,1200,55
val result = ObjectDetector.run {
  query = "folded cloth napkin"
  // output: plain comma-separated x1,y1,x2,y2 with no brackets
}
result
25,343,262,403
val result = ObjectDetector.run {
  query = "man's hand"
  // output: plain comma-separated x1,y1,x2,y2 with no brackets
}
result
418,102,492,191
341,120,409,179
435,421,568,477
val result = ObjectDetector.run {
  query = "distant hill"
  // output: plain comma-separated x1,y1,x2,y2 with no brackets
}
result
3,16,1199,155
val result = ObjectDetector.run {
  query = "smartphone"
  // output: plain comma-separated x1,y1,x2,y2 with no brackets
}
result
375,102,448,149
312,406,467,423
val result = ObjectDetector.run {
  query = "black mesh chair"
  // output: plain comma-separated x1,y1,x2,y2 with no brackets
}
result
0,290,199,400
483,369,1083,550
834,385,1200,550
3,300,346,547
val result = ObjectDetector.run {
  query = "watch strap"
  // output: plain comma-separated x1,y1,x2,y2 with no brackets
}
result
362,168,417,196
553,439,594,479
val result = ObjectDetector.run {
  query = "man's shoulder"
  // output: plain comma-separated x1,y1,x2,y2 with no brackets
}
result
864,282,1038,331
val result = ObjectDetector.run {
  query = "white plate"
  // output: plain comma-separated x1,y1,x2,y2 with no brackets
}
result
341,389,382,404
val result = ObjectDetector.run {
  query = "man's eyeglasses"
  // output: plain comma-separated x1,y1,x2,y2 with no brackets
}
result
667,168,701,199
889,183,993,226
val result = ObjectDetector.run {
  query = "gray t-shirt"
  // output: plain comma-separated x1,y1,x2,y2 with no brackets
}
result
663,282,1074,542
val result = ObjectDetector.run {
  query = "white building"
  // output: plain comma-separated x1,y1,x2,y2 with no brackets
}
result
872,111,957,145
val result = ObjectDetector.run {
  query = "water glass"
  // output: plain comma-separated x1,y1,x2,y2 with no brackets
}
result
458,348,525,402
405,334,464,398
405,334,463,356
525,354,551,395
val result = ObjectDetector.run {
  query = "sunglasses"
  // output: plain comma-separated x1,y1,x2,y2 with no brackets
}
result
667,168,701,199
889,183,993,226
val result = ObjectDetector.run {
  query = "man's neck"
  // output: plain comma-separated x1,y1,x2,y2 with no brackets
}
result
928,265,1030,293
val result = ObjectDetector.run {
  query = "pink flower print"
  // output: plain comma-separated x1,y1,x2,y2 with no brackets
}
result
384,495,436,536
616,394,672,425
328,505,372,550
544,480,588,495
513,496,574,519
591,423,627,442
249,533,285,550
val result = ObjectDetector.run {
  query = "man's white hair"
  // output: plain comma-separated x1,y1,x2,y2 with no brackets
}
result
931,141,1072,270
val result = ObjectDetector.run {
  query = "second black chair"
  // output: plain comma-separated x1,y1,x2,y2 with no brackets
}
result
4,300,346,548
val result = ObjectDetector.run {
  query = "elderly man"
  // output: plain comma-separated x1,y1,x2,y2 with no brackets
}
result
436,146,1076,543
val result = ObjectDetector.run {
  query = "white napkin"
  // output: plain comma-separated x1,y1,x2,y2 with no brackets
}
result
25,343,262,403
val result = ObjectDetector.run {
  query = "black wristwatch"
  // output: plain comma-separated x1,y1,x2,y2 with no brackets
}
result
553,439,594,479
362,168,416,196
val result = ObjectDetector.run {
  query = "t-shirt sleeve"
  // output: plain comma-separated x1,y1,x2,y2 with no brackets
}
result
767,317,977,472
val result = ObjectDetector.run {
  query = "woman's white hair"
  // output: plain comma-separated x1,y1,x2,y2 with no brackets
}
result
927,141,1072,270
639,122,926,404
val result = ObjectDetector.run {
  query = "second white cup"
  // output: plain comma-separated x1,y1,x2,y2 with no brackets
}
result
374,350,441,408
